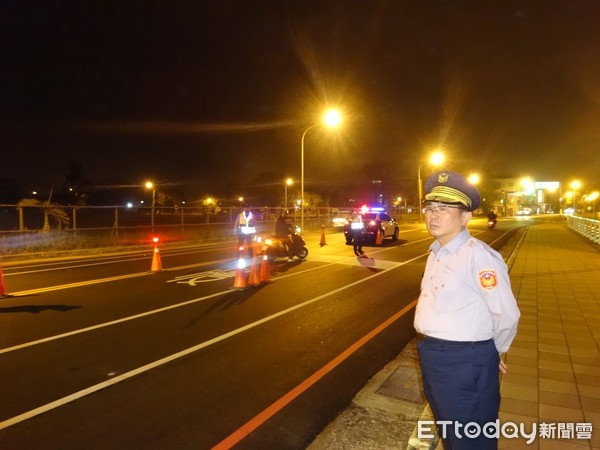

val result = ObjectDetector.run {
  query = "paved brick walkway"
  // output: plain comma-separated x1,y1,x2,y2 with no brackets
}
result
311,220,600,449
499,222,600,450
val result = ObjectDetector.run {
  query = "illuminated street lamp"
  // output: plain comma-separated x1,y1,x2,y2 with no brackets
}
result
520,177,535,194
300,108,342,231
585,191,599,216
417,150,445,222
284,178,294,209
468,173,481,185
564,191,574,211
396,196,407,212
145,180,156,232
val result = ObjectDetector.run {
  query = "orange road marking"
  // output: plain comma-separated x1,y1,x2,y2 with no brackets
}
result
212,298,418,449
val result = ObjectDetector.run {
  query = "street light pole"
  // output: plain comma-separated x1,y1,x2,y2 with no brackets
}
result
300,109,342,232
145,181,156,233
151,188,156,232
417,163,425,223
301,124,318,232
284,178,293,209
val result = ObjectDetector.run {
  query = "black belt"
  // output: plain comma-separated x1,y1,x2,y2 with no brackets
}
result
416,333,492,346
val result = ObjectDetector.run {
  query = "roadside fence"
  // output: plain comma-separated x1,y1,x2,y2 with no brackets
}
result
567,215,600,245
0,204,415,256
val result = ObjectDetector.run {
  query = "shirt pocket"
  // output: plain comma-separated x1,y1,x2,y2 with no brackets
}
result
433,267,474,313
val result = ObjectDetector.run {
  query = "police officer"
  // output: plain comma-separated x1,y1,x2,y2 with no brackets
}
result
350,211,367,257
233,204,256,257
275,209,294,262
414,170,520,450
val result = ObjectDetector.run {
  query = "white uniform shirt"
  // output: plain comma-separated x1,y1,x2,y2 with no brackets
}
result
414,229,520,353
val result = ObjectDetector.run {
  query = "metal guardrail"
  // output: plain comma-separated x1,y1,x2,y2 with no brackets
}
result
567,215,600,244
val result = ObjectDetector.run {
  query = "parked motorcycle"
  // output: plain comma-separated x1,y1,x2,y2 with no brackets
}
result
264,226,308,262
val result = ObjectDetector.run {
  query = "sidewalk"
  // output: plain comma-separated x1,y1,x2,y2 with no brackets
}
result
309,221,600,450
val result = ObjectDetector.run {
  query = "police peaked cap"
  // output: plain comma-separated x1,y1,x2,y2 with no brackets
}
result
424,170,481,212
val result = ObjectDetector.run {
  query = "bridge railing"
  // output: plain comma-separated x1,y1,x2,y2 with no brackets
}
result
566,215,600,245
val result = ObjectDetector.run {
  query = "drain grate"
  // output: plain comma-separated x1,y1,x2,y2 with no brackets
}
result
375,365,425,404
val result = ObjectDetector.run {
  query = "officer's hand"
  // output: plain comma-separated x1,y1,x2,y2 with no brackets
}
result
499,358,508,374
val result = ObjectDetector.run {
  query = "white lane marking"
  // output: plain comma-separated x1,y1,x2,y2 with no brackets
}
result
12,272,153,296
9,258,233,296
162,258,232,272
4,247,222,276
0,290,231,355
6,255,155,276
3,233,441,351
1,262,339,355
6,229,439,292
309,254,403,270
167,269,237,285
0,253,426,431
4,232,485,352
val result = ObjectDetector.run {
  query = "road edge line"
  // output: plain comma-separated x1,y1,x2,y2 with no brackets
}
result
212,299,419,450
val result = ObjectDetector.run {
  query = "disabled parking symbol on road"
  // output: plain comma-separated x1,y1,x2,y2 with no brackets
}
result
167,269,237,286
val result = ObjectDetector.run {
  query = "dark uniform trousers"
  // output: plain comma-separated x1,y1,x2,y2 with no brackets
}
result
417,335,500,450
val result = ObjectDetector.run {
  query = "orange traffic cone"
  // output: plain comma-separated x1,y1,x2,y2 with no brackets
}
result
259,253,271,283
375,229,383,246
150,244,163,272
320,224,327,247
248,252,261,287
232,255,248,289
0,263,9,298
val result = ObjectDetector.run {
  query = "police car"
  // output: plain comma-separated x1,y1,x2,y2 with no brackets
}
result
343,207,399,245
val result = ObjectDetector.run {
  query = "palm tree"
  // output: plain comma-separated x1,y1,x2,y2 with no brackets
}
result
18,188,70,231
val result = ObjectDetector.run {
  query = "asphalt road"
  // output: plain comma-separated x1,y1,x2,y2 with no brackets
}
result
0,219,515,449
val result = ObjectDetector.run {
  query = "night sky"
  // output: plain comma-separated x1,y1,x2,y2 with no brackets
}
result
1,1,599,204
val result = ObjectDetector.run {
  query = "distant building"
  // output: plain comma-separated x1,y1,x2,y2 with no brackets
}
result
495,178,559,216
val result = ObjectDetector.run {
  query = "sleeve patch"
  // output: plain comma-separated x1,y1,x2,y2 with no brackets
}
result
478,270,498,291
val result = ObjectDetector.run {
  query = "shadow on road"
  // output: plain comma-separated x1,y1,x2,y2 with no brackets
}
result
344,239,408,247
0,304,82,314
201,285,267,315
269,259,302,275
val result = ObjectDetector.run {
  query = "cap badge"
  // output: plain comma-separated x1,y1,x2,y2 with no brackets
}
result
478,270,497,291
438,173,449,183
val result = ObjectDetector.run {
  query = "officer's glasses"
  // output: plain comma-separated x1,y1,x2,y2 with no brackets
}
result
423,204,466,215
